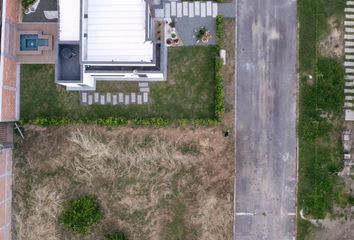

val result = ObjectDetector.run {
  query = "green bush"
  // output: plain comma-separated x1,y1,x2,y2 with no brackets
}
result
22,0,35,8
216,15,225,51
214,57,225,120
59,196,103,235
104,232,128,240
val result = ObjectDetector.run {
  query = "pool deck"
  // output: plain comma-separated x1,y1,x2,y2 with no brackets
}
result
9,23,58,64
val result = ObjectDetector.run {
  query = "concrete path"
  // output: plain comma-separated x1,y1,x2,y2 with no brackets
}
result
235,0,297,239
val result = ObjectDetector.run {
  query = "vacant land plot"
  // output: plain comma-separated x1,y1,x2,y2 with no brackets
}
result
12,125,234,240
20,46,216,121
297,0,353,239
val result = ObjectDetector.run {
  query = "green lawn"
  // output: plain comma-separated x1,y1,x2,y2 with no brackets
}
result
297,0,346,238
20,46,216,121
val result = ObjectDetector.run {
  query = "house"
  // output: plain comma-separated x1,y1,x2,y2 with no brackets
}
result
56,0,167,91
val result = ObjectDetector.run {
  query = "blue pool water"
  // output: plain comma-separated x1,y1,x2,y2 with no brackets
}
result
20,34,49,51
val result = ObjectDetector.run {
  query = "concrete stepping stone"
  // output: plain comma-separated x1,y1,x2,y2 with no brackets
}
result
345,21,354,26
140,87,150,92
165,3,171,18
346,68,354,73
346,95,354,100
212,2,218,18
345,34,354,39
118,93,124,103
143,92,149,103
183,2,188,16
345,8,354,12
348,1,354,5
345,41,354,46
345,89,354,93
346,14,354,19
137,94,143,105
155,8,164,18
189,3,194,17
345,61,354,67
195,1,200,16
112,94,118,105
131,93,137,103
171,2,177,17
346,81,354,87
345,102,354,107
177,2,182,17
345,75,354,80
206,1,212,16
106,93,111,104
346,55,354,59
201,2,206,17
139,82,149,87
94,92,99,103
346,27,354,32
81,92,87,104
100,94,106,105
345,48,354,53
124,95,130,105
88,94,93,105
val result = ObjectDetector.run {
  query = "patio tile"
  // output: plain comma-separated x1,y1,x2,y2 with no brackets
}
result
171,2,177,16
118,93,124,103
165,3,171,18
112,94,118,105
81,92,87,103
189,3,195,17
139,82,149,87
212,2,218,18
140,87,150,92
131,93,136,103
201,2,206,17
94,92,99,103
183,2,188,16
124,95,130,105
88,94,93,105
177,2,182,17
206,1,212,16
106,93,111,104
143,92,149,103
195,1,200,16
100,94,106,105
137,94,143,105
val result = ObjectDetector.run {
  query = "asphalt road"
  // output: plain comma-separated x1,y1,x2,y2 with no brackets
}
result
234,0,297,239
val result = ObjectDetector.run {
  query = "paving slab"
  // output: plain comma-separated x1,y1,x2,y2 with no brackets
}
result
345,21,354,26
201,2,206,17
124,95,130,105
112,94,118,105
177,2,183,17
106,93,112,104
345,48,354,53
345,41,354,46
131,93,137,103
346,75,354,79
346,68,354,73
171,2,177,17
94,92,99,103
346,14,354,19
346,27,354,32
165,3,171,18
140,87,150,92
345,8,354,12
100,94,106,105
139,82,149,87
183,2,188,16
143,92,149,103
137,94,143,105
189,2,195,17
81,92,87,104
88,94,93,105
346,55,354,59
206,1,212,16
212,2,218,18
118,93,124,103
195,1,201,16
345,61,354,67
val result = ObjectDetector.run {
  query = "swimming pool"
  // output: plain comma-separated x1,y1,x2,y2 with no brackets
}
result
20,34,49,51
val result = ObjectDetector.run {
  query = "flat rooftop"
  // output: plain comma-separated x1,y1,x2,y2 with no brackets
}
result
82,0,153,63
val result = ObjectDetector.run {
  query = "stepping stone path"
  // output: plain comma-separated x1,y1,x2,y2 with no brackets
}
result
344,1,354,121
165,1,218,18
80,82,150,106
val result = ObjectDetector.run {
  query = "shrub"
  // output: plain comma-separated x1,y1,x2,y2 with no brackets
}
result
216,15,225,51
214,57,225,120
59,196,103,235
22,0,35,8
104,232,128,240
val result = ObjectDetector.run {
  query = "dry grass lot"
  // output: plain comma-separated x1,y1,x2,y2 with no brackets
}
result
12,125,234,240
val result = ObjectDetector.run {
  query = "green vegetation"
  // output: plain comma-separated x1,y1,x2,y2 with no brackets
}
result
297,0,346,238
20,46,216,122
216,15,225,51
104,232,128,240
22,0,35,8
59,196,103,235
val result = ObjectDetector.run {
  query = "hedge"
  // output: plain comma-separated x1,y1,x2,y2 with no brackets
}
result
19,117,218,128
216,15,225,51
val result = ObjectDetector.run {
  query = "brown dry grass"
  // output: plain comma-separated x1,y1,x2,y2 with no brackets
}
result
13,125,234,240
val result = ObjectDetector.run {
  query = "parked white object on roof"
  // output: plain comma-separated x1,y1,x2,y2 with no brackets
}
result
59,0,80,41
82,0,153,62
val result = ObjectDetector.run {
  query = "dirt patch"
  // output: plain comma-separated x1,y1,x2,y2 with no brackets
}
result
319,16,344,59
13,125,234,240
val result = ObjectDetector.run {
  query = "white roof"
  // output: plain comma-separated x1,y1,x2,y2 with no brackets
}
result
59,0,81,41
83,0,153,62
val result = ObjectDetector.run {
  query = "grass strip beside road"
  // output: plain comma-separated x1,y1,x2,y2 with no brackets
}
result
297,0,346,239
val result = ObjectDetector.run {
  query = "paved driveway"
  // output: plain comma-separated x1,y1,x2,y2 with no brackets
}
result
235,0,297,239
